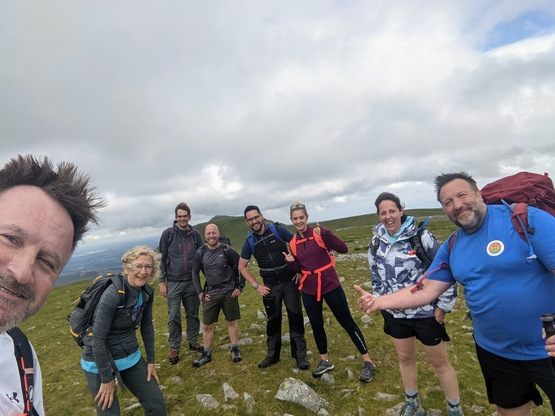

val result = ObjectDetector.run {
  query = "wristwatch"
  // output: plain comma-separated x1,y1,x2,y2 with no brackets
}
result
253,283,259,290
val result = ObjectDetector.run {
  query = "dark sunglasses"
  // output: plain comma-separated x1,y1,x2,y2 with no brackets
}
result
290,203,306,210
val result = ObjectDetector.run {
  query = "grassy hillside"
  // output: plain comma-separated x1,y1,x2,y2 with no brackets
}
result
19,212,553,415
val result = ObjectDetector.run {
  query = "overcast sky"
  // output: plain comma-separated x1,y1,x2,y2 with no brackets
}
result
2,1,554,244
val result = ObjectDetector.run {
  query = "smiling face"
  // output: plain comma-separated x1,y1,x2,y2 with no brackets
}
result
0,186,74,332
378,199,403,236
439,178,487,233
175,209,191,231
245,209,265,233
290,209,308,234
204,224,220,248
124,254,154,288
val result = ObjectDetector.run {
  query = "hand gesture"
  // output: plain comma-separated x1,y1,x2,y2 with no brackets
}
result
353,285,377,313
283,251,295,262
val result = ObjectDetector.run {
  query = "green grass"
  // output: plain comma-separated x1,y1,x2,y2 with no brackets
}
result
20,212,553,415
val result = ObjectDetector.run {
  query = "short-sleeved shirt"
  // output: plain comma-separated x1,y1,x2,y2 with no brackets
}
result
240,224,295,284
427,205,555,360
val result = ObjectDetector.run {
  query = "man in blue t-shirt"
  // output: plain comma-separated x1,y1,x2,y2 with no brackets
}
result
238,205,308,370
355,172,555,415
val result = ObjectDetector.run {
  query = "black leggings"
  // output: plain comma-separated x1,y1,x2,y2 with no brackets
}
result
302,285,368,356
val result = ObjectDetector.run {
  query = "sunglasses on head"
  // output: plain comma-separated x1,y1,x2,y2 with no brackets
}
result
290,203,306,210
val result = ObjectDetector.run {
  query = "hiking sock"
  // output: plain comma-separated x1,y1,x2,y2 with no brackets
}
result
405,391,420,406
204,347,212,355
447,399,461,407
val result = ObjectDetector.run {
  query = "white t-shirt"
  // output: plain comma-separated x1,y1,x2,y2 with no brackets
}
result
0,332,44,415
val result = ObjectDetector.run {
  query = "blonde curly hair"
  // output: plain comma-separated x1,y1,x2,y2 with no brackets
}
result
121,245,162,280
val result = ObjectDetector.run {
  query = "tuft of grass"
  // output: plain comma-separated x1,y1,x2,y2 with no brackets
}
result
20,213,552,415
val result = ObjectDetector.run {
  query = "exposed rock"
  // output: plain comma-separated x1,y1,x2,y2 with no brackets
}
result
122,402,141,412
275,377,330,413
317,408,332,415
222,404,238,411
358,406,366,415
219,337,254,349
321,373,335,383
250,323,263,331
243,392,256,413
373,392,399,401
222,382,239,401
257,310,266,319
167,376,183,384
360,314,372,324
281,333,290,343
196,394,220,410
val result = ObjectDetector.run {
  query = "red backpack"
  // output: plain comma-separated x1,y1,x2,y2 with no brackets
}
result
412,172,555,293
481,172,555,239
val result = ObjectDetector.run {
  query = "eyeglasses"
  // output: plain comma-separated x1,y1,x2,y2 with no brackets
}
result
129,264,153,272
176,214,190,219
290,203,306,210
246,214,261,223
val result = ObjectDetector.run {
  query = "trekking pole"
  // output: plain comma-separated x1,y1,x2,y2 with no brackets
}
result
540,314,555,339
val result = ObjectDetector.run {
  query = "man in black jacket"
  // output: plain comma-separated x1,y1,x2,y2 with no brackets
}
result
159,202,204,365
238,205,308,370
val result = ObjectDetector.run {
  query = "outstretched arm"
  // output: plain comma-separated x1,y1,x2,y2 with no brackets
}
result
354,279,453,313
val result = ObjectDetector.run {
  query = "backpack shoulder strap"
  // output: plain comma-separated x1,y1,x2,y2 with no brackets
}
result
312,232,327,250
109,273,127,308
246,231,256,254
166,226,175,246
410,225,433,269
502,200,536,260
268,223,286,243
7,327,38,416
199,244,207,272
290,235,298,256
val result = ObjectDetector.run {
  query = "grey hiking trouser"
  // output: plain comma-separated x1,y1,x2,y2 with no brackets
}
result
262,280,307,361
84,357,167,416
166,279,200,349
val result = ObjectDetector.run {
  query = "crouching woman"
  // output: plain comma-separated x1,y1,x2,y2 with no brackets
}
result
81,245,167,415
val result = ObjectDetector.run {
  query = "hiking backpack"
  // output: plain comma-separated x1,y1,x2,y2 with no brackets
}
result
246,222,287,254
68,273,126,348
7,326,38,416
371,217,434,270
480,171,555,259
198,243,242,289
165,225,202,248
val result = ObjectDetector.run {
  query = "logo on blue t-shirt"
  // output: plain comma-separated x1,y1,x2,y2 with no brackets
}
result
486,240,504,256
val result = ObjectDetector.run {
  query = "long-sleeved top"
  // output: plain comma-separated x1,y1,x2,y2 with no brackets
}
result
287,225,348,297
192,244,244,296
1,332,45,415
369,216,457,319
81,275,155,383
159,223,203,283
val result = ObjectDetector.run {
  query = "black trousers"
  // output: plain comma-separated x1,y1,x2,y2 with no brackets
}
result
84,357,167,416
262,279,307,360
302,285,369,356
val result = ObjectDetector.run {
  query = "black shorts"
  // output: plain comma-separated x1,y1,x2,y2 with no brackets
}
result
381,310,450,346
475,343,555,409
